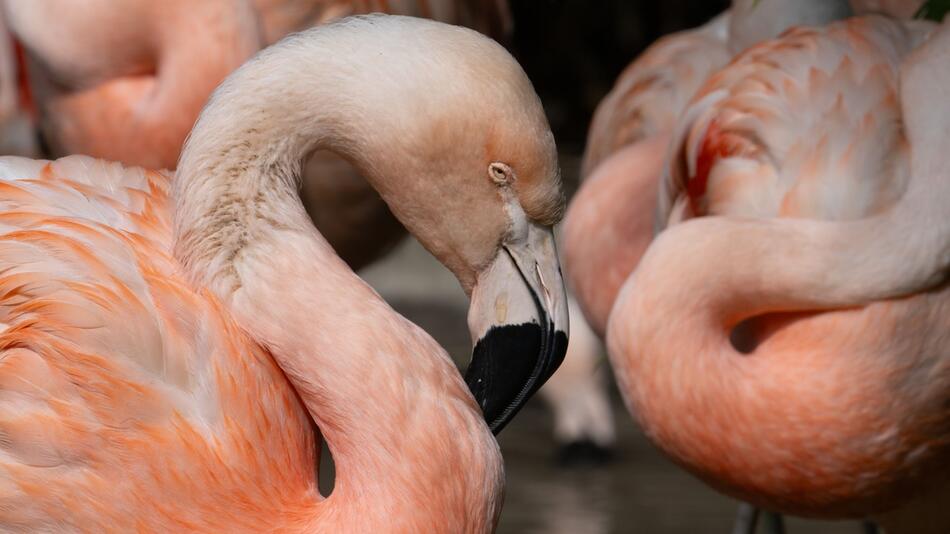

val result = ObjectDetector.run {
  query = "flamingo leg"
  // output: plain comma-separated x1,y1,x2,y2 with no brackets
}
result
731,503,760,534
861,520,880,534
730,504,787,534
763,511,786,534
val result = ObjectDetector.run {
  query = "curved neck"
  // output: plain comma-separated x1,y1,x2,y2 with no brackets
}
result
171,29,502,531
605,20,950,516
564,136,668,337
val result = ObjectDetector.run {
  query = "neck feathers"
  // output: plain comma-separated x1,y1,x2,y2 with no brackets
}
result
170,15,503,530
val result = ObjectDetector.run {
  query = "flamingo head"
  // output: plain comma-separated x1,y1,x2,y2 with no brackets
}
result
323,16,572,433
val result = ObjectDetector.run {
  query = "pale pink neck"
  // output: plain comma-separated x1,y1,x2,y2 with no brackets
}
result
225,226,500,530
170,21,503,529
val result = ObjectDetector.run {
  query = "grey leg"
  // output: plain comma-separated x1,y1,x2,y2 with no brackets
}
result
763,511,786,534
731,503,760,534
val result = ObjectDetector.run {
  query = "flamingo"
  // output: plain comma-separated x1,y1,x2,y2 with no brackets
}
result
603,13,949,533
5,0,606,459
0,0,263,169
566,1,947,531
0,15,569,531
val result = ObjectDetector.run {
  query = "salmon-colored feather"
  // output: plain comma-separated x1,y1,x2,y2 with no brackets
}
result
611,15,950,528
0,156,317,532
664,17,927,223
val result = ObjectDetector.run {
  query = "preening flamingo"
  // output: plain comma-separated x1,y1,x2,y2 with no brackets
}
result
0,15,570,531
607,14,949,533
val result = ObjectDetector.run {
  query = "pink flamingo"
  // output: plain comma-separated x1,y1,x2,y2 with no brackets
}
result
567,1,948,530
608,14,948,533
0,15,568,530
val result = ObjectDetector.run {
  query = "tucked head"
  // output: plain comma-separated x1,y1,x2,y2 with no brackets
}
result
176,15,569,434
310,16,565,291
296,16,571,432
331,16,570,433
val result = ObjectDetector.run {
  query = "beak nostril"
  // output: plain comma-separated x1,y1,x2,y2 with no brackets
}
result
535,262,553,308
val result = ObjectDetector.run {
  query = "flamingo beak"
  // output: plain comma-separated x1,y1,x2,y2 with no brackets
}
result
465,223,569,434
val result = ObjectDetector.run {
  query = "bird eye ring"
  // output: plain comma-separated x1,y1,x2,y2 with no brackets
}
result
488,162,514,185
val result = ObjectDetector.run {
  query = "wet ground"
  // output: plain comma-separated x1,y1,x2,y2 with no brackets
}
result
351,238,872,534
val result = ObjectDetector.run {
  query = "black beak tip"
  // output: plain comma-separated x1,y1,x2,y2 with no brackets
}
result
464,323,568,435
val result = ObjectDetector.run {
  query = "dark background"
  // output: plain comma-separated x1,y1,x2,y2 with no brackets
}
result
508,0,730,153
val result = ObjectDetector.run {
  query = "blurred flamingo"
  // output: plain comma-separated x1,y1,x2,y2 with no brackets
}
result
564,1,946,531
609,14,949,534
0,15,570,531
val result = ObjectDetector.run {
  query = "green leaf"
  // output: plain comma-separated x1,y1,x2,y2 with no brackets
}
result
915,0,950,21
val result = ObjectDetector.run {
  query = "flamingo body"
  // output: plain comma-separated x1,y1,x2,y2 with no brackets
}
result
662,16,929,223
610,15,950,519
0,156,318,531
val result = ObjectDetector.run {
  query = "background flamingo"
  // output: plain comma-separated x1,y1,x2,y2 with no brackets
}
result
0,15,569,530
608,13,949,533
565,1,950,532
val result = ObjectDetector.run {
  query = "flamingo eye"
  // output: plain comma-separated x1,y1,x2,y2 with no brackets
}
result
488,162,514,186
